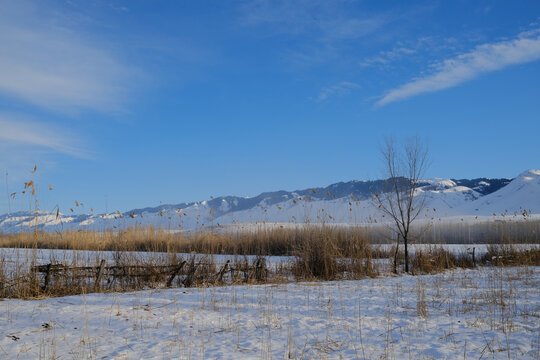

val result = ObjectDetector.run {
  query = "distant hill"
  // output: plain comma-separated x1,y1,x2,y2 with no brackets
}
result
2,170,538,234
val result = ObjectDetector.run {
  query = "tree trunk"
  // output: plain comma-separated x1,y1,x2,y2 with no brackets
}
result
404,236,409,273
393,233,400,274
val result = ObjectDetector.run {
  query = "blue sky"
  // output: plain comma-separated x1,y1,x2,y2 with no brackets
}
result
1,0,540,215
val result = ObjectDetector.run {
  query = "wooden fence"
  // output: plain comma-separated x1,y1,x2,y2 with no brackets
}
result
30,257,269,293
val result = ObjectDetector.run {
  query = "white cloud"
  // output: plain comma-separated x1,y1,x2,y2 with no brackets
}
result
0,0,139,113
0,114,90,182
0,115,88,158
317,81,360,101
359,46,417,67
376,28,540,106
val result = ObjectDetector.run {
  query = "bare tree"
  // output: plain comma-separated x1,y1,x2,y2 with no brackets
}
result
373,137,429,273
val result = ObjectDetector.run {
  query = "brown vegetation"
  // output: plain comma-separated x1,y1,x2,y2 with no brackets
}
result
410,244,540,274
0,226,383,299
0,253,273,299
410,246,476,274
481,244,540,266
1,224,539,299
0,225,388,257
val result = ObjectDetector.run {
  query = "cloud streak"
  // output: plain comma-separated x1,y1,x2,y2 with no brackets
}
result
0,0,139,113
0,115,89,158
359,46,416,67
0,114,91,182
377,28,540,106
241,0,388,42
317,81,360,101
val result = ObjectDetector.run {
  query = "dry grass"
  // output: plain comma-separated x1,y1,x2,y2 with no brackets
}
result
0,226,383,299
0,225,393,258
410,246,475,274
1,224,539,299
410,244,540,274
481,244,540,266
0,251,278,299
291,225,377,280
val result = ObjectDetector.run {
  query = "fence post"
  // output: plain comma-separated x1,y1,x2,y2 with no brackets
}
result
42,263,52,292
472,247,476,267
183,258,197,288
255,257,267,282
166,261,186,288
94,259,106,291
217,260,230,283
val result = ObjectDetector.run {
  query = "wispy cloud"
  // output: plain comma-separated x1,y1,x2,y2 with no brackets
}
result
359,45,417,67
376,28,540,106
0,0,140,113
0,115,89,158
0,114,90,181
240,0,393,71
317,81,360,101
240,0,389,42
359,36,466,69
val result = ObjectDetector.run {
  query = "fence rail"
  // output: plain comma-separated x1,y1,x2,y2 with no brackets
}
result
29,257,269,293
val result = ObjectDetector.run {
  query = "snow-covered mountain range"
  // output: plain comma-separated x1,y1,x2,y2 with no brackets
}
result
1,170,539,234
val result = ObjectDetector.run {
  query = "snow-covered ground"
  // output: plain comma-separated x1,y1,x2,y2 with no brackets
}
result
1,266,539,359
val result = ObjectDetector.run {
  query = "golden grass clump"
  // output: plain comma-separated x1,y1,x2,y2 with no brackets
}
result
410,246,475,274
481,244,540,266
0,225,388,258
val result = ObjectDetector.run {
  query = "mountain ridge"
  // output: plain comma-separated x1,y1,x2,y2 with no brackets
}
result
127,176,511,216
2,171,537,234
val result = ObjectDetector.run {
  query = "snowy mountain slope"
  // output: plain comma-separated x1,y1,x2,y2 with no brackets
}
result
463,169,540,216
0,171,536,233
451,177,511,195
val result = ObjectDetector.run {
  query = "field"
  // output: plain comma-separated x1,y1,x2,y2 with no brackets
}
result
1,266,539,359
1,225,539,359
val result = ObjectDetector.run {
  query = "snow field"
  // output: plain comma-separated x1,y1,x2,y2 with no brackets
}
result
1,266,539,359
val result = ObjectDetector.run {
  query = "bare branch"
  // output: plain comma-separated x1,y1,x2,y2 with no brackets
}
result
373,136,429,273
